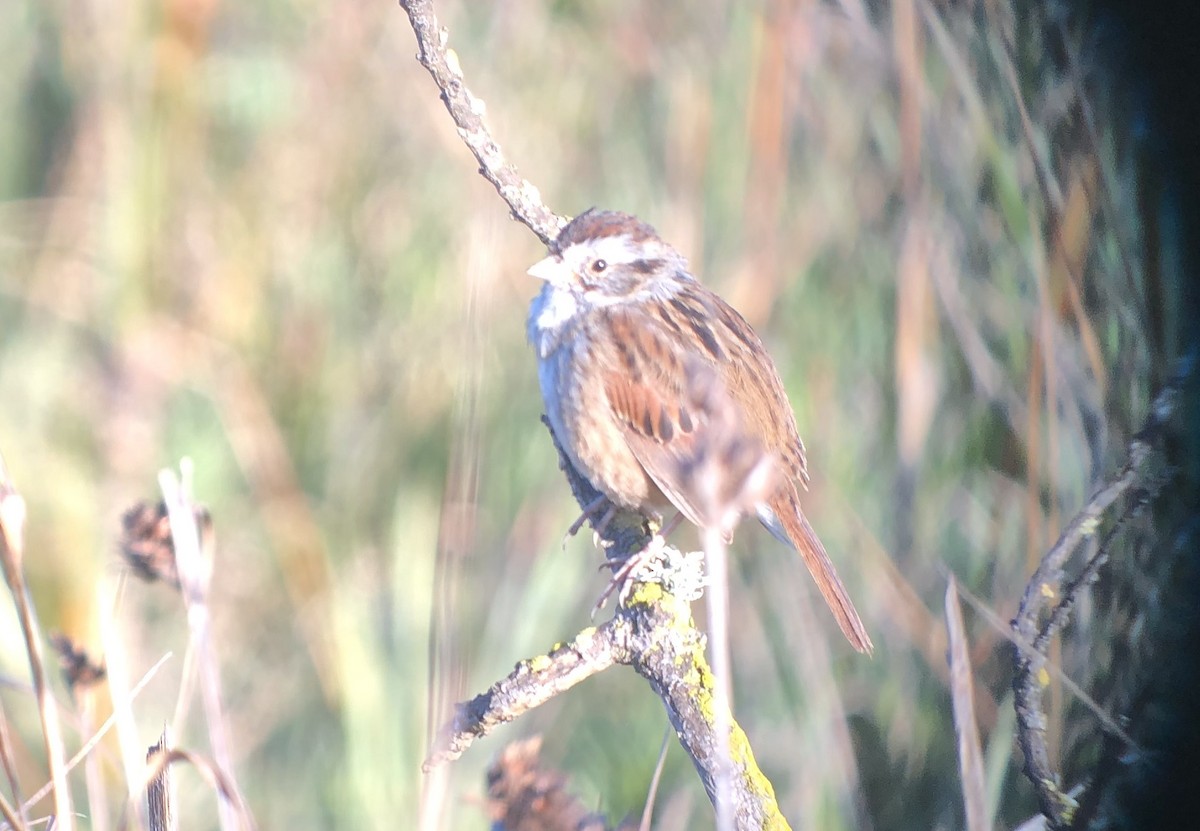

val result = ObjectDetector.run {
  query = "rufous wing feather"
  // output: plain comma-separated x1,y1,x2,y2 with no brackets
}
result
601,307,778,534
600,349,711,530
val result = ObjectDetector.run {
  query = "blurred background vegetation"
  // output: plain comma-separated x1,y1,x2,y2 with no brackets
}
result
0,0,1191,828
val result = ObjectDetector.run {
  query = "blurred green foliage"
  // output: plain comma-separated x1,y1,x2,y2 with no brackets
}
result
0,0,1178,829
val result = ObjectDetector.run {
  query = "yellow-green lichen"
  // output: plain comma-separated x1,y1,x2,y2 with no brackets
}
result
731,725,786,826
626,581,666,606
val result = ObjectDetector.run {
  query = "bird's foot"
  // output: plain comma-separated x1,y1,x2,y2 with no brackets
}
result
562,495,615,550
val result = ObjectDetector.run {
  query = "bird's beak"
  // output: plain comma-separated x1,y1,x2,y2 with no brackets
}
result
527,255,566,283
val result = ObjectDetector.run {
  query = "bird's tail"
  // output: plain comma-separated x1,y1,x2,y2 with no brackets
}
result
766,491,873,654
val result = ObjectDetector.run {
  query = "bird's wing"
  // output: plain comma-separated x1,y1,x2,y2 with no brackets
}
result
599,300,778,532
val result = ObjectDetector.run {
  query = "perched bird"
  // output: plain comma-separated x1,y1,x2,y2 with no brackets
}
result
527,209,871,653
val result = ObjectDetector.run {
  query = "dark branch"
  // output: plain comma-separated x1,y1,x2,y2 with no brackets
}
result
1011,366,1185,829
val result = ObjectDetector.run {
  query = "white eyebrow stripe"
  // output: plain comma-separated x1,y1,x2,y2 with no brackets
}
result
563,234,644,270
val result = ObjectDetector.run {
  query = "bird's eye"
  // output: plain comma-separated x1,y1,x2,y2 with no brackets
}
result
591,259,608,273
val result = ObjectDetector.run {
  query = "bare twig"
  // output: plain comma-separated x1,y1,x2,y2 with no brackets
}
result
423,618,620,769
396,0,566,245
703,527,736,831
0,796,22,831
159,461,247,831
21,653,173,815
686,359,778,831
0,457,74,831
638,729,672,831
945,577,987,831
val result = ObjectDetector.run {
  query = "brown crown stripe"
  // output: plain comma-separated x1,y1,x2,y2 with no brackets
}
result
555,209,660,253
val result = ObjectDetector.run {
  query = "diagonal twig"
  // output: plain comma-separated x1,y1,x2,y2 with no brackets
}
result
396,0,566,246
20,653,173,816
945,576,988,831
422,619,620,769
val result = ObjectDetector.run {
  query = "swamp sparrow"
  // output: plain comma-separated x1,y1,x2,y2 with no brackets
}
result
527,209,872,653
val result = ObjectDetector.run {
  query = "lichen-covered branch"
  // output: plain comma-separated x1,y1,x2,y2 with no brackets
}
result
423,555,790,831
396,0,566,246
620,582,790,831
421,422,790,829
1011,367,1184,828
422,622,619,770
